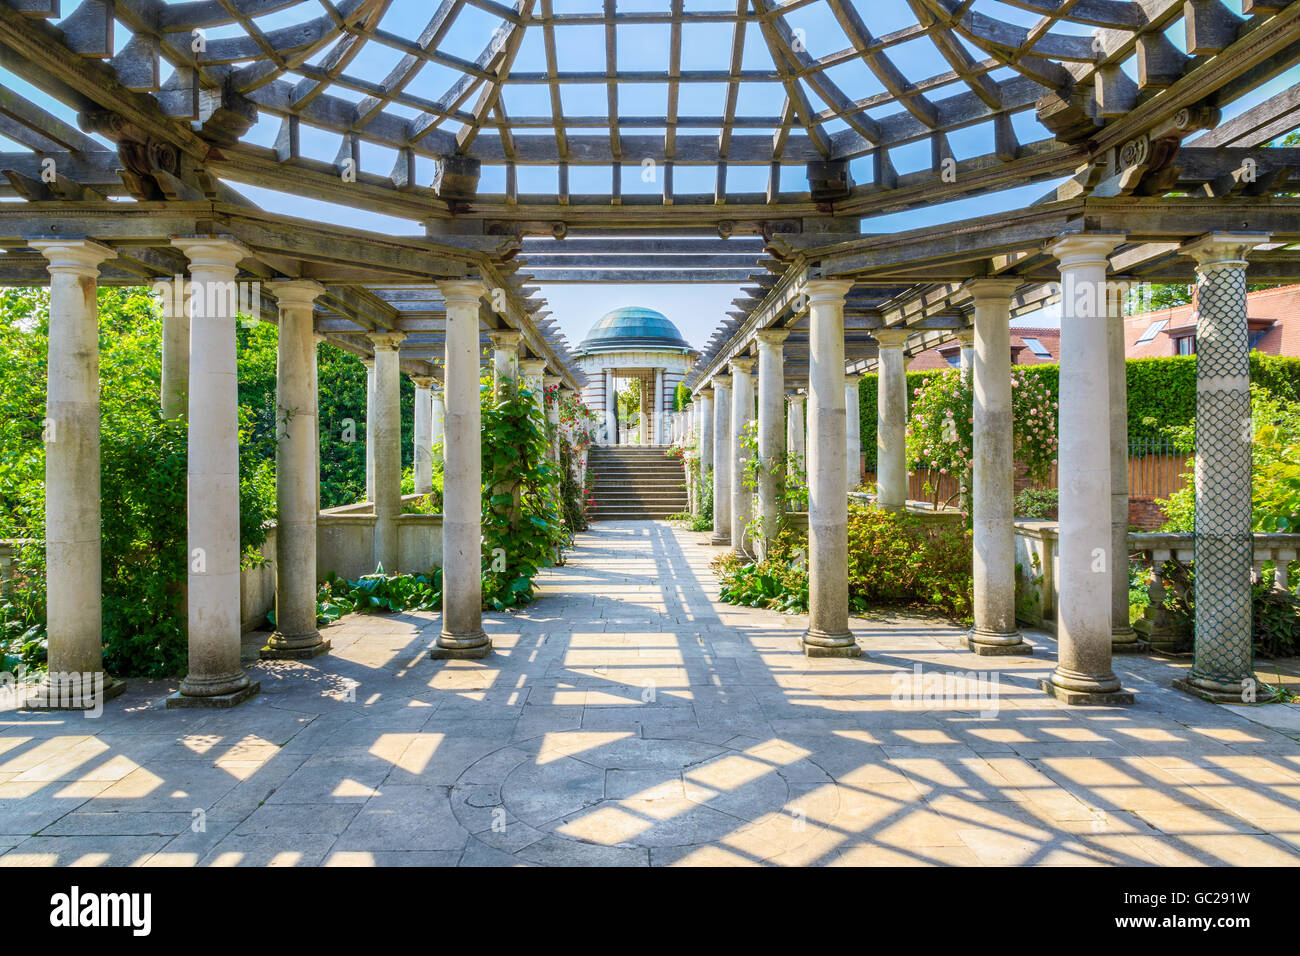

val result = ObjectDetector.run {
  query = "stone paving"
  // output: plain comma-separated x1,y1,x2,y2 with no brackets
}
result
2,520,1300,866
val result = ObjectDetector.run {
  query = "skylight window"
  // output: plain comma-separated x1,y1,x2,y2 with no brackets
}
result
1021,337,1051,358
1136,320,1168,344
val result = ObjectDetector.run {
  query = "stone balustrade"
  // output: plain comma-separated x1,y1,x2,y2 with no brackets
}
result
1012,522,1300,645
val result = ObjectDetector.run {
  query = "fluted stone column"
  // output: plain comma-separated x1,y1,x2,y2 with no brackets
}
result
710,375,732,546
654,368,665,444
1043,234,1133,705
729,357,756,555
265,280,329,659
756,331,788,561
159,279,190,420
1108,293,1140,651
29,239,124,709
803,279,860,658
957,328,975,374
168,237,259,707
874,329,910,511
1177,234,1267,701
845,373,863,494
604,368,616,445
787,391,807,510
433,280,490,659
363,357,376,502
369,332,405,573
412,376,436,496
967,279,1032,656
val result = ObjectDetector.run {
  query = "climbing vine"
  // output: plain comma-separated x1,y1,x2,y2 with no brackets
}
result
480,377,566,610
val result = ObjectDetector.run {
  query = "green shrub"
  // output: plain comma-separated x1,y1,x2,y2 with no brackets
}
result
313,570,442,623
1014,488,1059,520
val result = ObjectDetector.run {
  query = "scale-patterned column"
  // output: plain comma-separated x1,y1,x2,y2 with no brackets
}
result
1177,234,1268,701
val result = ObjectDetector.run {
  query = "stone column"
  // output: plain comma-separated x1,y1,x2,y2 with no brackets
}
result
1043,234,1133,705
654,367,665,444
698,388,714,474
490,329,521,394
1178,234,1267,701
787,391,807,510
412,376,436,496
369,332,405,573
313,332,324,512
756,331,788,561
710,374,732,546
265,280,329,659
957,327,976,374
159,278,190,419
431,385,446,469
168,236,259,707
729,357,756,555
967,279,1032,656
362,357,376,502
638,378,650,446
845,373,863,493
433,280,490,659
29,239,124,709
544,373,563,462
803,279,860,658
874,329,910,511
520,358,548,422
1108,293,1140,651
604,368,616,445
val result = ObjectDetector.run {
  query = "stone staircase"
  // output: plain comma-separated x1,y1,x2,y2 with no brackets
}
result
587,445,688,521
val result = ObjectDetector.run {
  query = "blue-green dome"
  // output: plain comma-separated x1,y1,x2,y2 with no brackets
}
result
577,307,691,352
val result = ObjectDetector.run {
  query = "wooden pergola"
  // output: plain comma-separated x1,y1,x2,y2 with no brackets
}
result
1,0,1297,709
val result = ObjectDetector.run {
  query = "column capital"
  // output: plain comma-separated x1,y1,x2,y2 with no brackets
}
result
755,328,790,349
844,373,865,386
543,374,562,387
712,373,732,389
271,279,325,311
360,356,375,370
519,357,548,376
697,386,714,400
436,278,487,306
488,328,523,350
802,278,855,305
30,238,115,275
965,276,1024,300
728,356,755,374
786,391,806,406
169,236,250,271
368,331,406,351
1181,232,1270,269
1047,233,1124,268
955,327,975,346
873,328,910,349
410,375,437,390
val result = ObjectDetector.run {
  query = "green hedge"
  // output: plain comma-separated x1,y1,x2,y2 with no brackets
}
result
856,354,1300,468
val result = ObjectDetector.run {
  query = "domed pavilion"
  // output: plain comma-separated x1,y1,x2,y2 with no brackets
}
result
574,307,698,446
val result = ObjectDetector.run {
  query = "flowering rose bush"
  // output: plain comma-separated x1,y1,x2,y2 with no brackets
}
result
905,367,1058,507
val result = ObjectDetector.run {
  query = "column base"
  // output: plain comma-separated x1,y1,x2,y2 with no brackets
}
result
166,681,261,709
431,630,492,660
709,532,731,547
1111,634,1149,654
1172,676,1256,704
1038,678,1134,706
26,675,125,711
261,633,331,660
802,629,863,659
967,634,1034,657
